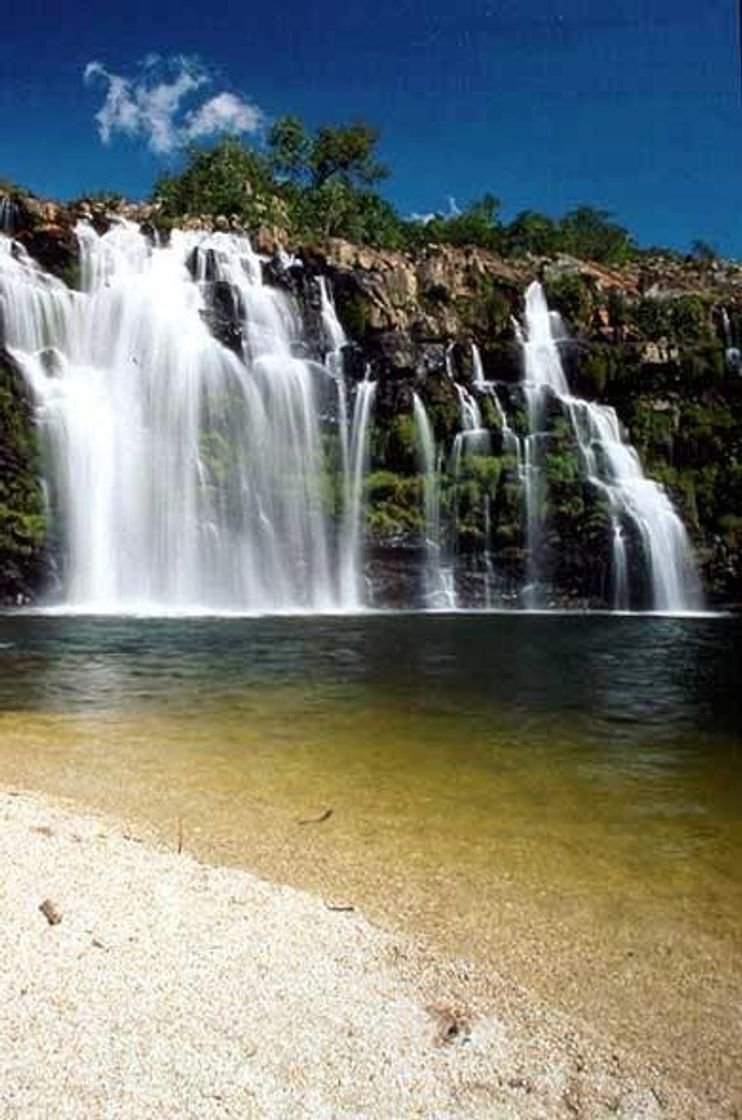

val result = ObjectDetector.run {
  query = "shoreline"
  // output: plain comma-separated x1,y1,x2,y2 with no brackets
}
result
0,786,727,1118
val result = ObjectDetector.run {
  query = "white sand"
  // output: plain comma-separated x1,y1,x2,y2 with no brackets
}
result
0,789,719,1119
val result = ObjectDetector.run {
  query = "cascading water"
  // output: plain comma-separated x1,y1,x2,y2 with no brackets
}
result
0,198,19,235
340,373,376,606
318,276,377,608
519,281,703,612
0,220,707,615
317,274,350,480
412,392,454,607
721,306,741,373
1,223,346,612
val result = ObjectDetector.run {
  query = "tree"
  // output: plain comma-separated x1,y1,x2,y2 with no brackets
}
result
558,206,634,264
690,239,717,263
418,194,503,251
267,116,312,183
504,210,558,256
154,137,273,219
309,123,389,190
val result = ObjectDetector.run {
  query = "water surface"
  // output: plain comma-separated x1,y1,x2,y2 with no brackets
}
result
0,612,740,1102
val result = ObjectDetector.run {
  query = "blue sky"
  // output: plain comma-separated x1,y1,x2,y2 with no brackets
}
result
1,0,740,254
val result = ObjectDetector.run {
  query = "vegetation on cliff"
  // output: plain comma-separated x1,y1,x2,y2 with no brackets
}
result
152,129,643,264
0,352,47,603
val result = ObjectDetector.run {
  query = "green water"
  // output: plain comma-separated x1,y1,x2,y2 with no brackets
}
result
0,612,740,1098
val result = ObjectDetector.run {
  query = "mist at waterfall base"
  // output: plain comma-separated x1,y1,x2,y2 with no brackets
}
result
0,222,705,615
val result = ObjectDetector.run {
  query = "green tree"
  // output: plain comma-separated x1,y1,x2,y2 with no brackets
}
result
418,195,503,251
309,123,389,189
153,137,273,219
267,116,312,183
690,239,717,262
558,206,633,264
504,210,558,256
446,194,502,249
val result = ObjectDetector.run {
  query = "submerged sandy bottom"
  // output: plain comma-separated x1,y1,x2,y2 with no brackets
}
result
0,787,728,1120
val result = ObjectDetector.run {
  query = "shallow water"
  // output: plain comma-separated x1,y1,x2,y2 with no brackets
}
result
0,612,740,1100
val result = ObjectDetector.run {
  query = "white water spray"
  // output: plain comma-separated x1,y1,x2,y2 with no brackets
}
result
519,281,703,611
1,224,347,611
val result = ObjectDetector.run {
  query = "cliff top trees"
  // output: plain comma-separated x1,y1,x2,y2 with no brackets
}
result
154,137,274,220
148,120,682,264
558,206,634,264
267,116,389,190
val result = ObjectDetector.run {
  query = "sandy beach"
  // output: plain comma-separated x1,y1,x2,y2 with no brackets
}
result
0,787,727,1119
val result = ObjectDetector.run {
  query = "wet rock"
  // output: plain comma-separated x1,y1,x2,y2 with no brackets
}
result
16,224,80,286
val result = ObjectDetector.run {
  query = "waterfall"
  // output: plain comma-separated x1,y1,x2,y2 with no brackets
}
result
0,221,708,615
1,223,344,612
412,393,454,607
339,373,376,606
0,198,19,235
318,275,378,608
454,346,490,454
721,307,732,348
471,342,485,386
519,281,703,612
317,273,351,545
721,306,741,373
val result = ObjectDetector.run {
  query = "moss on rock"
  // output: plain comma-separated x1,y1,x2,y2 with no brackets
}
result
0,352,47,602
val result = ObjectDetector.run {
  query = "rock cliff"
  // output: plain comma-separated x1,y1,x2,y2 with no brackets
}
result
1,189,741,606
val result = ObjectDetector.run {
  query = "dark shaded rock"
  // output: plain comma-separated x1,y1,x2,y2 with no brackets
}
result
16,224,80,288
199,281,244,355
366,331,417,378
413,343,447,378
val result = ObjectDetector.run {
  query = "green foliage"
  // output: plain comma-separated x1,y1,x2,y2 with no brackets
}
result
295,182,405,245
544,448,580,487
370,413,419,475
456,282,512,338
631,298,670,341
146,117,714,263
670,296,709,344
420,195,503,251
364,470,425,538
339,292,372,338
505,210,559,256
268,117,388,192
557,206,634,264
309,123,389,189
59,259,82,291
690,239,717,262
0,355,46,600
267,116,312,182
543,272,593,326
153,137,277,223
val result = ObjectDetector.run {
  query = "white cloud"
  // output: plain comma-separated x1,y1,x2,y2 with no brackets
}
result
184,92,262,141
410,198,462,224
84,57,263,155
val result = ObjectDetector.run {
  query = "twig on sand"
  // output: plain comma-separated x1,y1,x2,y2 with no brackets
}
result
297,808,333,826
177,816,184,854
39,899,62,926
324,901,355,912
